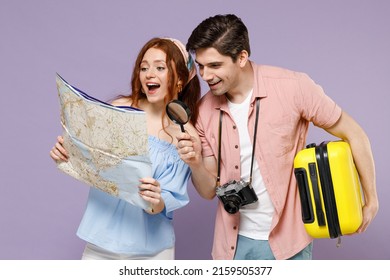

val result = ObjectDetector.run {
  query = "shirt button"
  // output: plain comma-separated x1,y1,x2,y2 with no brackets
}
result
233,226,237,230
235,145,238,149
231,246,235,250
235,165,239,169
233,125,236,129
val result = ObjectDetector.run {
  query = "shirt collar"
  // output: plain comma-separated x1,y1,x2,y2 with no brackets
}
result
215,61,267,112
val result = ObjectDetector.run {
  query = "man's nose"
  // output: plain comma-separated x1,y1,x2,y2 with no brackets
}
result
200,67,212,81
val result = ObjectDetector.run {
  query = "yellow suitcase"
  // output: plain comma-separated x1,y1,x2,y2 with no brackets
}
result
293,141,363,239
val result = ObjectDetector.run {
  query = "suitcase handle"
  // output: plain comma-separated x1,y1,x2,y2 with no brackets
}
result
308,163,326,226
294,168,314,223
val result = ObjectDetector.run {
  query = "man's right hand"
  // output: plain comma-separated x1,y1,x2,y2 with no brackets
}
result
176,132,202,167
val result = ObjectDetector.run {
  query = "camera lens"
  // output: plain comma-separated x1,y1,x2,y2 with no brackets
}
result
224,196,242,214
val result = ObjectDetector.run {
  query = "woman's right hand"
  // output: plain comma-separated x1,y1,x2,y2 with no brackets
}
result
49,135,69,162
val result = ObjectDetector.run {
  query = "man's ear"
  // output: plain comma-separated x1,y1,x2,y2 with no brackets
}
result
238,50,249,67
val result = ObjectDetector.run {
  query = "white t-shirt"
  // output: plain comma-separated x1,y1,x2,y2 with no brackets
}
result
227,90,275,240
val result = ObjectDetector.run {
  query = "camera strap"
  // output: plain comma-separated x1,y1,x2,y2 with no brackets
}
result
216,97,260,187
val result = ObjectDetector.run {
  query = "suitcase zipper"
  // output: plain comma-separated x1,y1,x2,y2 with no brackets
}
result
315,142,342,239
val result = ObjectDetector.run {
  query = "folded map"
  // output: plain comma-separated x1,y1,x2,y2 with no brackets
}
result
55,73,152,210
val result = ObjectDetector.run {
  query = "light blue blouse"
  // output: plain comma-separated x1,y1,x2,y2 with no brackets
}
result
76,136,190,256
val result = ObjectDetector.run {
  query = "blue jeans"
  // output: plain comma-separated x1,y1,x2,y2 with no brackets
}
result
233,235,313,260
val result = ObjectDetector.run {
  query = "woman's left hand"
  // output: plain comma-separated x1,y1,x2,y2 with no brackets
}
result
138,177,165,214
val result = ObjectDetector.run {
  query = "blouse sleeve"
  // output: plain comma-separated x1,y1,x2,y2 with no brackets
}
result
156,158,191,219
149,137,190,219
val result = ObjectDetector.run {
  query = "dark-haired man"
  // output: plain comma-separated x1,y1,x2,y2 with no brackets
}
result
177,14,378,260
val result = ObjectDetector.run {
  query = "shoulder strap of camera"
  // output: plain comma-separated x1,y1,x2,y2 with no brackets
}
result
249,97,260,184
215,108,223,187
216,97,260,187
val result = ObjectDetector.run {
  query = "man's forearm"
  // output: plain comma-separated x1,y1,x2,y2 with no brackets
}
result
190,163,218,200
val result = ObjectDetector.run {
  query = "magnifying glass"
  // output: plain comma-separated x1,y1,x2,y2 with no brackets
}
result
166,100,192,132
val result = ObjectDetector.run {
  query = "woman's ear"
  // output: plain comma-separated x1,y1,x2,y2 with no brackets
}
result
177,80,183,93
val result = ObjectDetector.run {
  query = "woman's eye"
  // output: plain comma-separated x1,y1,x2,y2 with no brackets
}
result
157,66,165,71
140,67,148,72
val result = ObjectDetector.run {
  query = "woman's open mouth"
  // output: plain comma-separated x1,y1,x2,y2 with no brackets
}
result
146,83,160,93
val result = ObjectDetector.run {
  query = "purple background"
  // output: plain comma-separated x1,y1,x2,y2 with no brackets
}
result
1,0,389,260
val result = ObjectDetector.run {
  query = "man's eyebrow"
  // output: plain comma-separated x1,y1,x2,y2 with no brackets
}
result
195,60,222,66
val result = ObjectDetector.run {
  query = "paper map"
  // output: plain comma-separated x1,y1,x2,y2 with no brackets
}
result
55,73,152,210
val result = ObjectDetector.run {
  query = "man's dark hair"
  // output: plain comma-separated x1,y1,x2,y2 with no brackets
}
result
186,14,250,62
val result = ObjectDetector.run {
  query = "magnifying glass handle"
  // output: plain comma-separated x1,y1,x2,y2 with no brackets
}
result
180,124,185,133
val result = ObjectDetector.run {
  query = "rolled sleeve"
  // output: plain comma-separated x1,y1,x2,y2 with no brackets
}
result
296,72,342,128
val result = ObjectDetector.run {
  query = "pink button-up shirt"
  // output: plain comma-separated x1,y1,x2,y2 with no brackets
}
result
196,62,342,259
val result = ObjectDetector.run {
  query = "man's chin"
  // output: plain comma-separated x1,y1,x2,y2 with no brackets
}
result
211,90,226,96
209,86,225,96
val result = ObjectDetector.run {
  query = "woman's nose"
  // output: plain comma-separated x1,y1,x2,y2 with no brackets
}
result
145,68,156,78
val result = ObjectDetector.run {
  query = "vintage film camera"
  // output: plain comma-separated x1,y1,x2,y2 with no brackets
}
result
216,180,258,214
